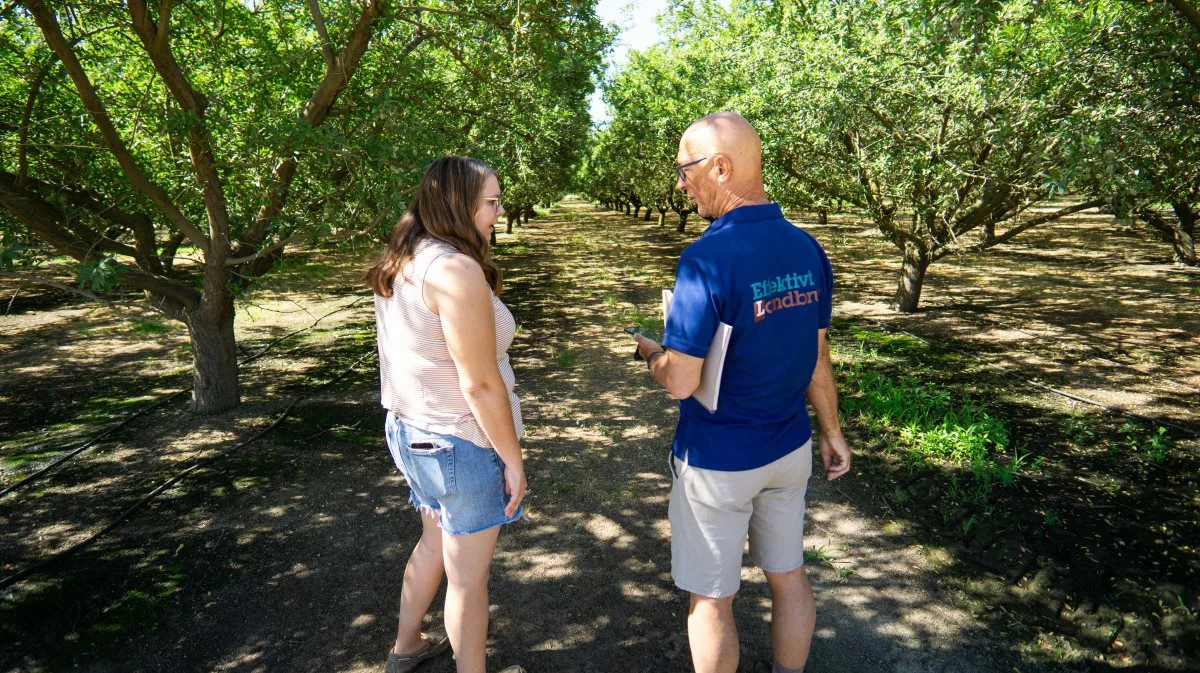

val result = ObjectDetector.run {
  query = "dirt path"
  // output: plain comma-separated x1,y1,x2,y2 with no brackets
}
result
4,199,1190,672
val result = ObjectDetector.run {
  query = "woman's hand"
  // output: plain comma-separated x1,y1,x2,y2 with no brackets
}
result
503,460,527,517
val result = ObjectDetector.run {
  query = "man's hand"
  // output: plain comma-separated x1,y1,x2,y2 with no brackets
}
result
819,432,851,481
633,333,663,361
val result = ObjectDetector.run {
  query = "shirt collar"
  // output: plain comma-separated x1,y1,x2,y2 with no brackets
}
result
702,202,784,237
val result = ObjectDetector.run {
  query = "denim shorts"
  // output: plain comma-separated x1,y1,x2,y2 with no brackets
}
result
384,412,522,535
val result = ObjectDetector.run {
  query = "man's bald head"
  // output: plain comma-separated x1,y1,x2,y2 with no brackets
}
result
676,111,769,220
680,112,764,177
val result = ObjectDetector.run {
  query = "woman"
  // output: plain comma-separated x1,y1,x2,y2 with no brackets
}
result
366,156,527,673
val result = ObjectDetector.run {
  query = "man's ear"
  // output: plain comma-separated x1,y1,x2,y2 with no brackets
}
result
714,154,733,182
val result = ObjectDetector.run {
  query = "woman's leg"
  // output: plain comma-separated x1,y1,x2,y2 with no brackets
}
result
393,510,446,654
442,525,501,673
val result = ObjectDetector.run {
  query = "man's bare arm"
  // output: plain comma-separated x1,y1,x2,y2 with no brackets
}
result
807,328,851,480
633,334,704,400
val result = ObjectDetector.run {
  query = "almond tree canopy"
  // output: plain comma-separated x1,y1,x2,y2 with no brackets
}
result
0,0,610,412
584,0,1199,311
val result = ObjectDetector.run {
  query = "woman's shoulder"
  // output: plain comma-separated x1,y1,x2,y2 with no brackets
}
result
424,246,486,293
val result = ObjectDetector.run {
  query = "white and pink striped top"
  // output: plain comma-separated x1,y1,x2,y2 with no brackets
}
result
374,238,522,448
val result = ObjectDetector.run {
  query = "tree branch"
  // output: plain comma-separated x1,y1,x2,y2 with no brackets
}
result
778,150,864,208
6,169,164,274
21,0,210,254
18,54,61,188
1167,0,1200,37
126,0,233,260
0,173,201,316
226,235,297,267
391,4,498,24
0,270,114,307
306,0,338,69
241,0,385,254
935,199,1105,260
392,14,492,85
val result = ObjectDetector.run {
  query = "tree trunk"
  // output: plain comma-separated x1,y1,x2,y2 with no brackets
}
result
643,207,653,221
506,213,516,234
624,203,631,216
894,243,931,312
676,211,689,233
161,232,186,272
186,286,239,414
522,208,531,224
1171,200,1197,265
818,209,828,224
490,226,497,246
657,210,666,227
632,204,641,218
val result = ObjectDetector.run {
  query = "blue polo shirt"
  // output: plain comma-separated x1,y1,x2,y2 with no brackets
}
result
662,202,833,471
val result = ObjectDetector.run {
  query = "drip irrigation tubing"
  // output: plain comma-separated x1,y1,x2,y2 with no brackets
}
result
927,303,1200,397
0,295,369,499
0,349,375,594
0,390,190,499
851,316,1200,439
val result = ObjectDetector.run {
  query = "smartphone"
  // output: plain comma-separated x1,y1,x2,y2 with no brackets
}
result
624,326,661,360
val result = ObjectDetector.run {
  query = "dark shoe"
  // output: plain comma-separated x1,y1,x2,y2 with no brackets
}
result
385,628,451,673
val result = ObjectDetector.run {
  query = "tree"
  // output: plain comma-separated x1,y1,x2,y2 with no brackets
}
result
1071,0,1200,265
591,0,1164,311
0,1,608,412
737,0,1117,311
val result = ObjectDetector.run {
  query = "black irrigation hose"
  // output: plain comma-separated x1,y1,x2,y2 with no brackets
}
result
931,305,1200,397
853,317,1200,439
0,349,375,593
0,390,190,499
0,296,370,499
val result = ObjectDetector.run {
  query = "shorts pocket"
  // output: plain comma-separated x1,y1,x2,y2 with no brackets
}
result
407,438,454,456
402,437,457,497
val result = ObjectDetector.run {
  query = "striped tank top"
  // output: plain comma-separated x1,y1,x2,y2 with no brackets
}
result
374,238,523,448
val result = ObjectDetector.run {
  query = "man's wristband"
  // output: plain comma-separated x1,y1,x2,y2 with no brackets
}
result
646,350,665,369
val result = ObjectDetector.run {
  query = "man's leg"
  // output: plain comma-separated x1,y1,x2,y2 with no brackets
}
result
671,451,760,673
688,592,739,673
763,566,815,671
749,443,815,672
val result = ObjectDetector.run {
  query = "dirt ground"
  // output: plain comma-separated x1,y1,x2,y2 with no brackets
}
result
0,198,1196,672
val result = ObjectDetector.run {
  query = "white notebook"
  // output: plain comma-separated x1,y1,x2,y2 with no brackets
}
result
662,289,733,413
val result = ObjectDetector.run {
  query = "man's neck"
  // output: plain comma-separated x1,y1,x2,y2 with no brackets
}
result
714,191,771,219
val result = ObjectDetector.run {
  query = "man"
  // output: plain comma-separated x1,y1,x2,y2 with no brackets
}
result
632,112,851,673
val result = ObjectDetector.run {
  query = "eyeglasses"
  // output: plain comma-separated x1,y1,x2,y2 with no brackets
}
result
675,156,709,183
481,196,503,210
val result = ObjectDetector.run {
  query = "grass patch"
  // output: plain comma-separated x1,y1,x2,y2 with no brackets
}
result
127,319,171,336
493,241,531,256
554,347,577,368
842,367,1010,465
837,335,1034,505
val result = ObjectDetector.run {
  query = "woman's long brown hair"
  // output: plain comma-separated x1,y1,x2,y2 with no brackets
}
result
366,155,501,297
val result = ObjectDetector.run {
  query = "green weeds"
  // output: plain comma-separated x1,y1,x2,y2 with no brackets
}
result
128,319,171,336
837,336,1036,509
554,347,577,368
1119,421,1173,463
492,242,531,256
843,368,1009,467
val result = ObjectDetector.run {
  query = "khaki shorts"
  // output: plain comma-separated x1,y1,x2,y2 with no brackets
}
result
669,440,813,598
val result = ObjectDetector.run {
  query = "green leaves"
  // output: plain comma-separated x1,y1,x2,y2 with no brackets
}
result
75,256,123,294
1,242,28,272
